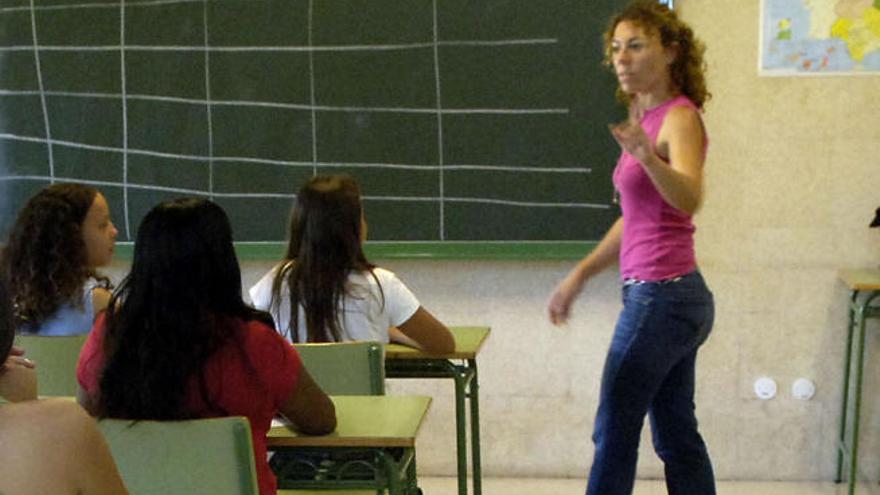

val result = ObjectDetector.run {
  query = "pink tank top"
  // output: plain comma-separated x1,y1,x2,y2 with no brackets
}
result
612,95,706,281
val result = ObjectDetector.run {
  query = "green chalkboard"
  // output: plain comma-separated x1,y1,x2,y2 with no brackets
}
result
0,0,625,256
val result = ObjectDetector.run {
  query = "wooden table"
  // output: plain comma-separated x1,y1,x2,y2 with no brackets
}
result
269,395,431,495
385,326,491,495
836,269,880,495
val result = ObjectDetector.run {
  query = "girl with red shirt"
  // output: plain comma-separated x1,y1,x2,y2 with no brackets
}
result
77,198,336,495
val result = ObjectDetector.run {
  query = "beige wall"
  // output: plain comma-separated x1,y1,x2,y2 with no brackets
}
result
106,0,880,483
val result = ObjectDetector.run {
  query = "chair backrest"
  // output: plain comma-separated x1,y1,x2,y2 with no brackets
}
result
98,416,259,495
13,333,88,396
293,341,385,395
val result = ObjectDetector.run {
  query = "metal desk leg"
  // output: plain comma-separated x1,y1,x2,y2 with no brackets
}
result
405,448,420,495
847,292,880,495
836,290,859,483
378,449,403,495
468,359,482,495
847,303,869,495
452,365,469,495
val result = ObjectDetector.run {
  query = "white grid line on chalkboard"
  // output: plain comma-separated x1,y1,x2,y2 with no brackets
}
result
443,197,610,209
0,0,202,14
202,0,214,198
432,0,444,240
27,0,54,182
0,175,609,209
119,0,131,238
0,175,294,199
0,90,568,115
445,164,590,173
307,0,317,176
0,38,558,53
0,132,593,174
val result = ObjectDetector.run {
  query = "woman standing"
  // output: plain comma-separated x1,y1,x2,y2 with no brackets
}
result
547,2,715,494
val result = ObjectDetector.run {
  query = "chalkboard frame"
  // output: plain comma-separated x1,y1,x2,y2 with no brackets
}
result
111,241,598,261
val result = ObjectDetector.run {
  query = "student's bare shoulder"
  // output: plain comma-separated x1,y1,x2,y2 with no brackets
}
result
0,401,95,494
1,399,95,437
92,286,113,314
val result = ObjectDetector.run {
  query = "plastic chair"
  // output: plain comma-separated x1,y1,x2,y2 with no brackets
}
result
13,333,88,396
293,341,385,395
98,416,259,495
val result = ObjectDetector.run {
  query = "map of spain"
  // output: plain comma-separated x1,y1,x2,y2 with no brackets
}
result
762,0,880,74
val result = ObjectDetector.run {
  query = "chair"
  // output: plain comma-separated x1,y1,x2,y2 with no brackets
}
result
98,416,259,495
293,341,385,395
13,333,88,396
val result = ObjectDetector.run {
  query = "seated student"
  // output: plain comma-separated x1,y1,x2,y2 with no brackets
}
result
2,183,117,335
0,275,129,495
76,198,336,495
250,174,455,353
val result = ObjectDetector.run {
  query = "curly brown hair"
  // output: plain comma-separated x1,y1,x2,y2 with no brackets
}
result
1,183,110,330
603,1,711,109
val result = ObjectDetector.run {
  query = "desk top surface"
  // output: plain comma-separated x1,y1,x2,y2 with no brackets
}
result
267,395,431,448
839,269,880,291
385,326,490,360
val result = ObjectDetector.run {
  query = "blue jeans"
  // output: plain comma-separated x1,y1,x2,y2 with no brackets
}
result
586,271,716,495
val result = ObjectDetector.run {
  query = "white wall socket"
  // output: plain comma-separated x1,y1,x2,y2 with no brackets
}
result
754,377,777,400
792,378,816,400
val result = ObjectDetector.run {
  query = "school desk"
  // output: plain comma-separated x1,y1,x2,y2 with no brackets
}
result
268,395,431,495
385,326,491,495
835,269,880,495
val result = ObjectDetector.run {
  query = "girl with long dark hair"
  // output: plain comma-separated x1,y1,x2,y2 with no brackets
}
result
250,175,454,353
76,198,335,495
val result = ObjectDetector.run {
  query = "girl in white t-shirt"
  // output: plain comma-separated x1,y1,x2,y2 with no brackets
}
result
250,175,454,353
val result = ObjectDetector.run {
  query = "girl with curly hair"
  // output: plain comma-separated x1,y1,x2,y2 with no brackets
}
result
547,2,715,494
2,183,118,335
0,184,118,335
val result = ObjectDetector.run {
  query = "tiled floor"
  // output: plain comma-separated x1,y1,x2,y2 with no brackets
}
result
418,477,864,494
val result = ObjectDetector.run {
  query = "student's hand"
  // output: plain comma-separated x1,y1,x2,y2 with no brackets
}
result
547,272,585,326
4,346,36,370
0,357,38,402
609,98,654,165
389,327,424,350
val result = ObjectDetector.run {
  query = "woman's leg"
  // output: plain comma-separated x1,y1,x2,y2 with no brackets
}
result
649,350,716,495
649,275,716,495
586,272,715,495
